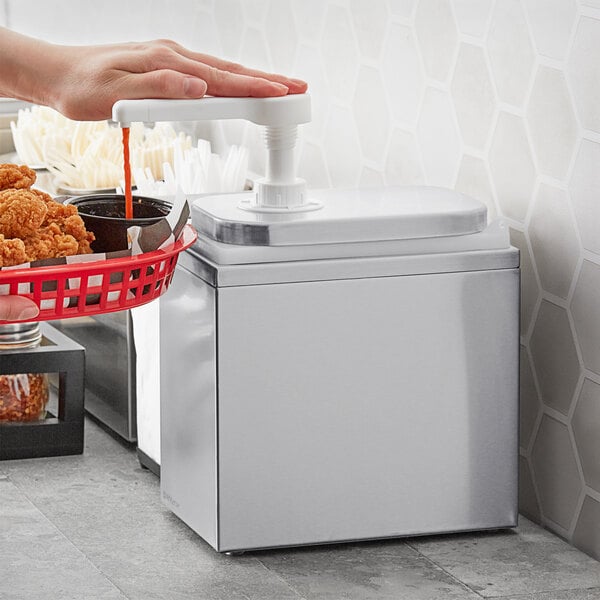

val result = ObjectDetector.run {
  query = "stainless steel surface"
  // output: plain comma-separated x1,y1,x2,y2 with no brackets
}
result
216,268,519,551
194,218,511,265
187,242,519,288
160,252,520,552
52,312,137,442
192,187,487,247
160,264,217,548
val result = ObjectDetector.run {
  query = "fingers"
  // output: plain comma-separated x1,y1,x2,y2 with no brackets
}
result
173,48,308,94
120,41,307,96
198,67,289,97
0,296,39,321
115,69,208,100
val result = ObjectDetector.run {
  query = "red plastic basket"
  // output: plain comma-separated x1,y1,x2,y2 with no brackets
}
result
0,224,197,323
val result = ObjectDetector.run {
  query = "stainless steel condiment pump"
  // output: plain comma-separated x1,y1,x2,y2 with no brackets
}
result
112,94,520,554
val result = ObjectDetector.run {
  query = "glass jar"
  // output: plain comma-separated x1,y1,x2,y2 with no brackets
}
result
0,323,49,422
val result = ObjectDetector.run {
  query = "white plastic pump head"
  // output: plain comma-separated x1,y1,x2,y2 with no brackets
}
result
112,95,314,211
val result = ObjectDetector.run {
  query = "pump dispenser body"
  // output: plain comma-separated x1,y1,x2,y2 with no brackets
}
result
158,188,520,553
114,96,519,552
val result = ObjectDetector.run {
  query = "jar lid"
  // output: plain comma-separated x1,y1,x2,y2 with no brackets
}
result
0,322,42,348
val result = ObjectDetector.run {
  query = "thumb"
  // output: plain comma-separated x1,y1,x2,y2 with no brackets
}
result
0,296,39,321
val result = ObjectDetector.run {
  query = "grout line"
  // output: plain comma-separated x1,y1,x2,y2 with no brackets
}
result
584,368,600,385
403,541,485,598
569,487,587,540
254,558,309,600
585,485,600,504
2,475,131,599
540,513,571,541
581,250,600,265
579,5,600,19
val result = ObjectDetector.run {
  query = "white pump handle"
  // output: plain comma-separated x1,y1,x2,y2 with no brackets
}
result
112,94,313,211
112,94,311,128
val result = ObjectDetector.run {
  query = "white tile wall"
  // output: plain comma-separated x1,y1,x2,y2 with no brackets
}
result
526,67,577,180
528,185,579,299
568,17,600,133
489,112,535,223
414,0,458,82
452,0,493,38
487,0,534,107
6,0,600,561
522,0,577,60
451,43,495,149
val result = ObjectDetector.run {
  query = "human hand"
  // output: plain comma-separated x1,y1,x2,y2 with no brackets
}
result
0,29,308,121
0,296,39,321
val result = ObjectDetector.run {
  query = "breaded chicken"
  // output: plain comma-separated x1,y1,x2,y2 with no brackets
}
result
23,222,80,261
0,164,95,267
24,189,95,253
0,188,48,238
0,164,36,190
0,234,28,267
28,187,53,203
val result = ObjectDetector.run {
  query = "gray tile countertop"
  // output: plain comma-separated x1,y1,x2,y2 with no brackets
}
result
1,418,600,600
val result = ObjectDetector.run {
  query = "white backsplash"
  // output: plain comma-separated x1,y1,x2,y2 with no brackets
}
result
5,0,600,561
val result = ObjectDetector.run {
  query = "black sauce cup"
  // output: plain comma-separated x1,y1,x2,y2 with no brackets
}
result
65,194,172,253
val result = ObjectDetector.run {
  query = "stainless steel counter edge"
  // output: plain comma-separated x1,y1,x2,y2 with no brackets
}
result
178,246,520,288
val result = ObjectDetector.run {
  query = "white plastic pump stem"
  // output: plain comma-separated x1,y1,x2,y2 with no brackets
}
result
112,95,312,211
253,124,306,209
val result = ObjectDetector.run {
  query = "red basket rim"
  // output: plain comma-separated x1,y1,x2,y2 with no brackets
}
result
0,224,197,282
0,224,198,324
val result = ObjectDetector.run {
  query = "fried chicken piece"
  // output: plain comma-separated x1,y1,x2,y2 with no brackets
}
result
28,188,53,203
38,197,95,254
0,188,48,238
0,164,95,267
23,221,80,261
21,209,94,260
0,164,36,191
0,234,28,267
32,189,88,233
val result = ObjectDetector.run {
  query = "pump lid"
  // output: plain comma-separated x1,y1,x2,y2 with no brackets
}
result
191,186,487,247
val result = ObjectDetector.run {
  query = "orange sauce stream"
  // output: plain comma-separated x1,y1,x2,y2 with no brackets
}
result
122,127,133,219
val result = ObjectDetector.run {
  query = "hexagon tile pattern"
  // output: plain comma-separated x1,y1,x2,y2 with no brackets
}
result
573,496,600,561
530,300,580,416
6,0,600,563
451,43,495,149
526,67,577,180
572,379,600,494
489,113,535,224
532,415,582,530
568,17,600,133
519,346,541,451
528,184,579,300
571,261,600,376
487,0,535,106
570,139,600,256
